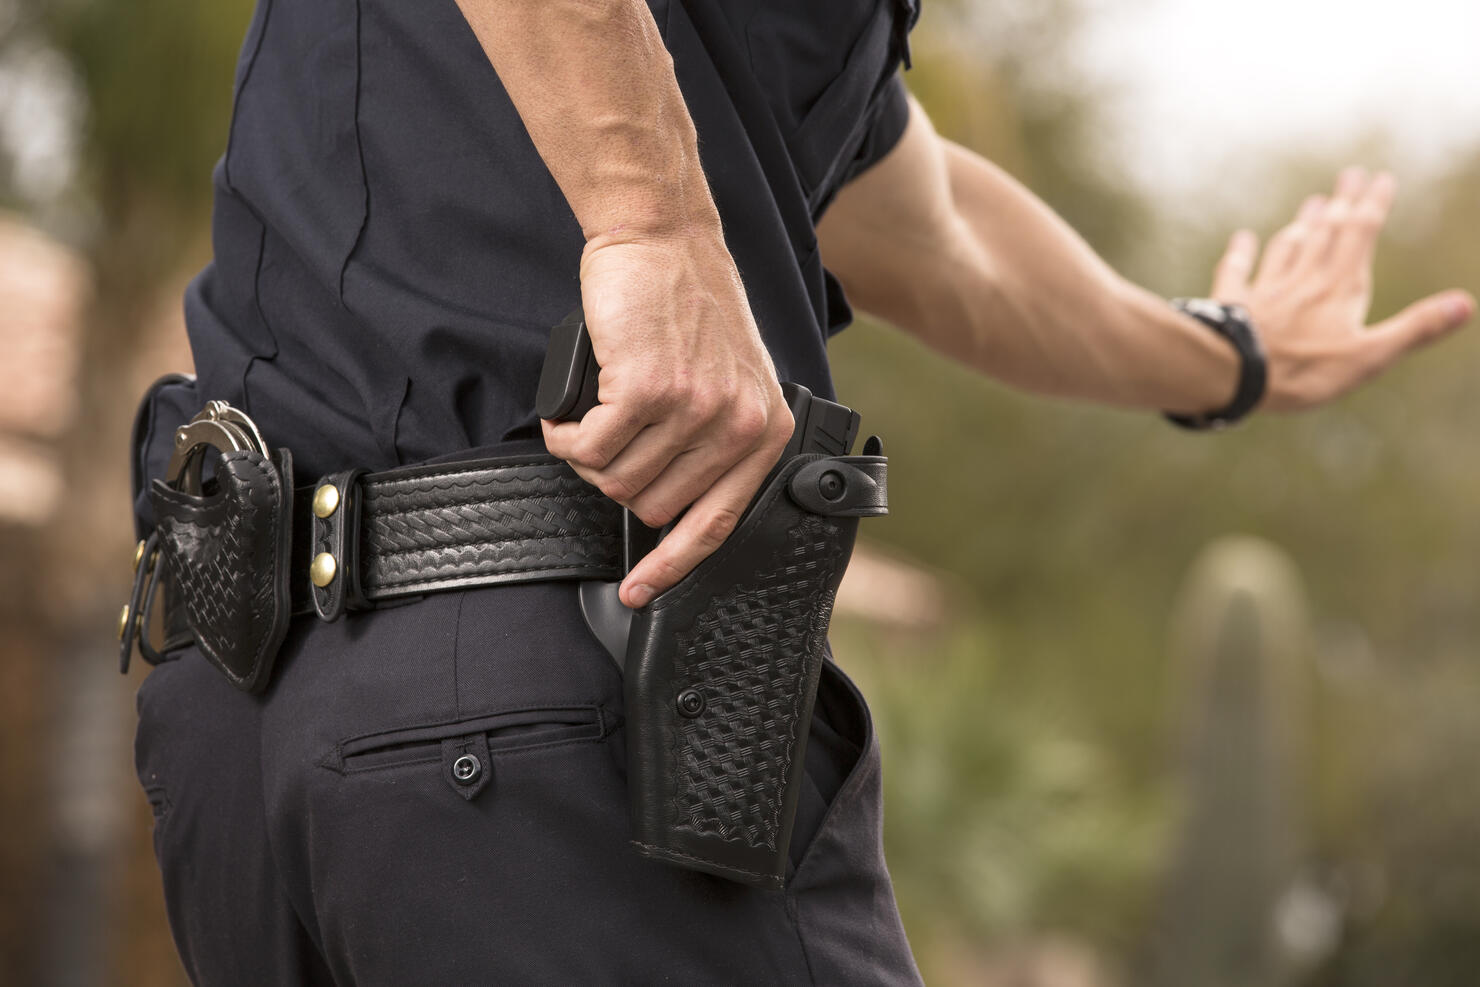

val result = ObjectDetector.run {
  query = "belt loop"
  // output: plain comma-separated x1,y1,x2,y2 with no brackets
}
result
309,468,367,622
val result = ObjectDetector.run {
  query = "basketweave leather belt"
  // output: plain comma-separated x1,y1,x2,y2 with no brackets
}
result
119,401,626,691
285,455,624,619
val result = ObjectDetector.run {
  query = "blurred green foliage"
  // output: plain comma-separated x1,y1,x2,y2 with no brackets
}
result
828,4,1480,981
42,0,253,304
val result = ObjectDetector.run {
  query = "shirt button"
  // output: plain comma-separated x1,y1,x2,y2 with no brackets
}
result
451,754,482,785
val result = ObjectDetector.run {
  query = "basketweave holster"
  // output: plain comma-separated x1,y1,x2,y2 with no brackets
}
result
623,451,887,889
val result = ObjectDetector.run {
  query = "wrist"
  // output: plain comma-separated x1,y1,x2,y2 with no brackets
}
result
1163,299,1267,430
571,120,722,245
1113,283,1242,412
582,204,725,255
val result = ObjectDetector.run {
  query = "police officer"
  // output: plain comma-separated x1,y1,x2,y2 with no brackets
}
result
131,0,1472,983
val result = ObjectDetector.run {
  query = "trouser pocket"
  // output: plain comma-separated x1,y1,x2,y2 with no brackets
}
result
322,704,614,802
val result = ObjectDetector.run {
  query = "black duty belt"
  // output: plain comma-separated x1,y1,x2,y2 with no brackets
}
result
120,401,625,692
287,456,623,620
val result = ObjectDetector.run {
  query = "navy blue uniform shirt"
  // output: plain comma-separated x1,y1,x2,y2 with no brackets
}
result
135,7,928,982
184,0,916,479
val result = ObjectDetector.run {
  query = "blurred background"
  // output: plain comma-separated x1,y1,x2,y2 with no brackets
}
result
1,0,1477,984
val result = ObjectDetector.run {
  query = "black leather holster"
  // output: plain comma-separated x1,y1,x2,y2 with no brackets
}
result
624,450,887,890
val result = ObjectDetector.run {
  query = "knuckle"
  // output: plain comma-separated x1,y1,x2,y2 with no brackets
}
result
688,386,724,423
598,471,640,503
648,554,688,587
665,374,699,413
727,401,768,444
628,376,667,411
695,506,742,549
571,435,614,470
632,501,674,528
767,407,796,447
761,427,792,459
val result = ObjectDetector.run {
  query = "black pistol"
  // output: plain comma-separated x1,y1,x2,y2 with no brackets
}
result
537,307,888,889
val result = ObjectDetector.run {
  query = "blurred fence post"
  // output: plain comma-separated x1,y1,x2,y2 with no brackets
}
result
1151,536,1314,987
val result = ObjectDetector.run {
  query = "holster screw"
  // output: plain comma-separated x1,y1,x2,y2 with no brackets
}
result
818,470,845,501
677,689,706,718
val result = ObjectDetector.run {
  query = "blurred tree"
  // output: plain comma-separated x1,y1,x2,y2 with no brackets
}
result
1,0,252,984
45,0,251,306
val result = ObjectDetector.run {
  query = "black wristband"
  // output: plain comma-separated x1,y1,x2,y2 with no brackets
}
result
1164,299,1267,431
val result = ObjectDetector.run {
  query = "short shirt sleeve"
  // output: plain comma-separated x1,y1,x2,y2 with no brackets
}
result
817,75,911,337
836,75,910,189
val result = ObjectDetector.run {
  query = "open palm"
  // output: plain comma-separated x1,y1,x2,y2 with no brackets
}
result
1212,168,1474,411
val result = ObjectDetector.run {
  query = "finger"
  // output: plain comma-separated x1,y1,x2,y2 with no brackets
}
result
619,443,779,608
1332,165,1368,205
541,399,650,471
1212,229,1259,301
1298,169,1366,273
1362,290,1476,370
583,417,705,505
622,393,790,525
624,439,749,528
1331,171,1396,273
1258,195,1326,281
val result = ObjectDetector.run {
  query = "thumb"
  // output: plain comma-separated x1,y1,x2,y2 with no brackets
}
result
1368,290,1475,362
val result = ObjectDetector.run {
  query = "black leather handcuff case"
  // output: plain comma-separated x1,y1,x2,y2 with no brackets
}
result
148,448,296,692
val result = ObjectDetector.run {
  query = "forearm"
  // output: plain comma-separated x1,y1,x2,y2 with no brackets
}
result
936,144,1236,411
458,0,794,608
826,107,1237,414
454,0,720,244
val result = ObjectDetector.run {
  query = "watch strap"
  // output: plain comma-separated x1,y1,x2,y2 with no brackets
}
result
1164,298,1267,431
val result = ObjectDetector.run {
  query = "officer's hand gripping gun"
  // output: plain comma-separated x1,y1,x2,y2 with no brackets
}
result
537,309,888,889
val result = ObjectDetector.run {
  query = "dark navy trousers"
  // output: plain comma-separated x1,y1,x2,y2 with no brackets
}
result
134,534,922,984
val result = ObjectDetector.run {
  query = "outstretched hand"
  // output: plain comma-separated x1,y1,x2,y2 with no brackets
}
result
1212,167,1475,411
541,232,794,609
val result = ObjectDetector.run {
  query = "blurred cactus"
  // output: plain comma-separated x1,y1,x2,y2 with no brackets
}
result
1151,536,1323,987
